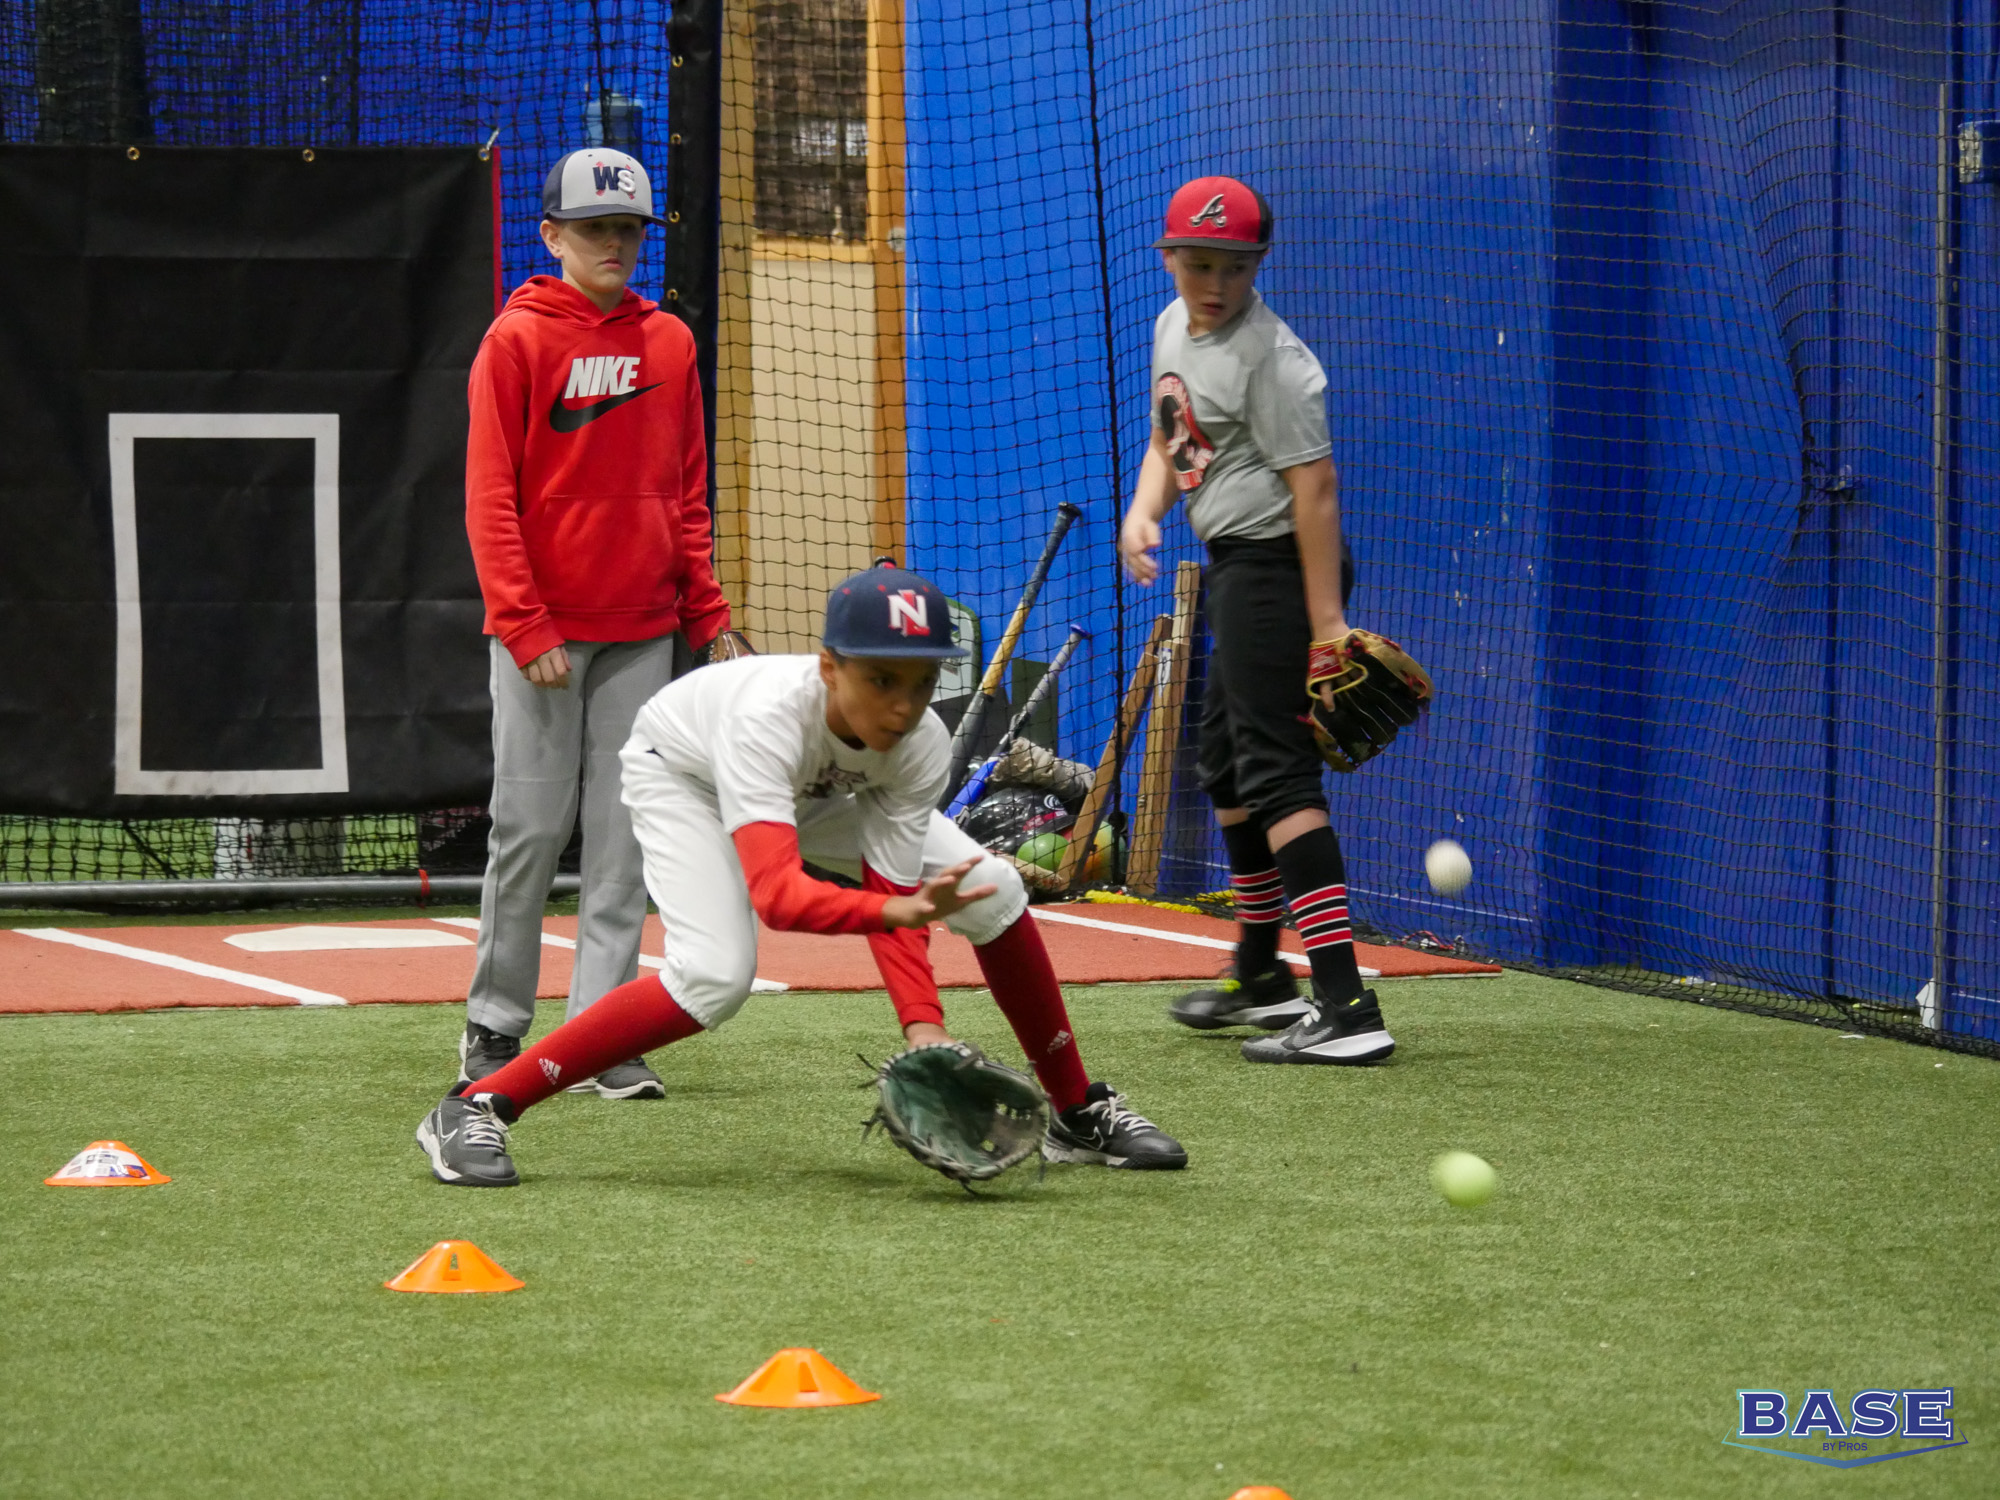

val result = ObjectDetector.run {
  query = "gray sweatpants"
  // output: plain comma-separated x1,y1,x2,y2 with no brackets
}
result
466,635,678,1037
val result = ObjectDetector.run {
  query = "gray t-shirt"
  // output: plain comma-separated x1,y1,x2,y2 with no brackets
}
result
1149,289,1331,542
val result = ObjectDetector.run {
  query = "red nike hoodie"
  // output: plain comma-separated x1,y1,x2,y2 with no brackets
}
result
465,275,730,667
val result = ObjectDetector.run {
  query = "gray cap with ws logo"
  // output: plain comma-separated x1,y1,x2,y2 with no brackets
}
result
541,148,666,225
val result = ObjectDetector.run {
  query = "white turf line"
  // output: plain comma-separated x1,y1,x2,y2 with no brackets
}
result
14,928,348,1006
428,916,788,993
1027,907,1382,979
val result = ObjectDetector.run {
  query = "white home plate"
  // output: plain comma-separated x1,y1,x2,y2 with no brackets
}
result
225,926,474,953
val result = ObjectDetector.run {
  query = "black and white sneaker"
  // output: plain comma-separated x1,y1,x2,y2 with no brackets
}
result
1042,1082,1188,1170
589,1058,666,1100
457,1021,521,1085
1168,964,1312,1031
1240,987,1395,1065
416,1088,520,1187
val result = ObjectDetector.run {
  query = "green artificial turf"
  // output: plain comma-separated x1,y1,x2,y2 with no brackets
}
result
2,973,1995,1499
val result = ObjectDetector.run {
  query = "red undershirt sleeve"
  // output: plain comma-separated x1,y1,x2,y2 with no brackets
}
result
732,822,888,935
861,864,944,1030
727,822,942,1029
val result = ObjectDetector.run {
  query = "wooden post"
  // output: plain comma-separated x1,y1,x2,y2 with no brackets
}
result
1060,615,1174,892
864,0,907,563
1126,561,1201,894
712,0,755,615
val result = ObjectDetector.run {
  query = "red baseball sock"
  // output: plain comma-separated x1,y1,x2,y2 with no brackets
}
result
466,974,703,1114
974,914,1089,1112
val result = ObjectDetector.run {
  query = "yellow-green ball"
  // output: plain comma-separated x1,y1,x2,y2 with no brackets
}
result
1430,1150,1496,1207
1015,831,1068,872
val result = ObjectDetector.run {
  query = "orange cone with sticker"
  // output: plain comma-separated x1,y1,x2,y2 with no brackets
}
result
45,1140,170,1186
715,1348,880,1408
384,1240,524,1293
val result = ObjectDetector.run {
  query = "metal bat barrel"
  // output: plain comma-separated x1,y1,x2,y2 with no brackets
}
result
942,500,1084,795
944,624,1088,819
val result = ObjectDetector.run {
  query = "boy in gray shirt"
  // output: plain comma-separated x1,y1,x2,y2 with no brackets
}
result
1119,175,1393,1065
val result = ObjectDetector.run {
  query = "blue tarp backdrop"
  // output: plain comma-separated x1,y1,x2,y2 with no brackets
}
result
901,0,1998,1040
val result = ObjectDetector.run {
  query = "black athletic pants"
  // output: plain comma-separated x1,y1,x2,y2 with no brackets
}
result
1194,533,1355,831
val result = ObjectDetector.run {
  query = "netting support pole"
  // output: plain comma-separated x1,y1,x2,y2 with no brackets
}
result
1081,0,1128,845
1928,76,1957,1029
865,0,908,563
666,0,724,487
713,0,755,617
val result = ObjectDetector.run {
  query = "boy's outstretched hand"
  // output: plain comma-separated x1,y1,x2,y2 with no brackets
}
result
882,858,997,930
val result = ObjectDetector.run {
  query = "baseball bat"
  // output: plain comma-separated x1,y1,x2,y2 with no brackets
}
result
942,500,1084,797
1127,561,1201,894
945,623,1088,818
1059,614,1173,892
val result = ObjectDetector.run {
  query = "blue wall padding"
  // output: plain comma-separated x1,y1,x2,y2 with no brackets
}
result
903,0,1999,1037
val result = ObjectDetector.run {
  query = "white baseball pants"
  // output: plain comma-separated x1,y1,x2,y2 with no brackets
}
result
619,740,1028,1028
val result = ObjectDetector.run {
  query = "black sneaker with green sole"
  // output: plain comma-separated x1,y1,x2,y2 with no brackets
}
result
1240,987,1396,1065
1167,965,1312,1031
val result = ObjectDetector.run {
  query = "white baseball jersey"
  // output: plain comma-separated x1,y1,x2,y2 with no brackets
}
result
1150,288,1332,542
628,654,950,888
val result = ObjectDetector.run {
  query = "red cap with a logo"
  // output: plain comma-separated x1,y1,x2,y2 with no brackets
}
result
1153,176,1273,253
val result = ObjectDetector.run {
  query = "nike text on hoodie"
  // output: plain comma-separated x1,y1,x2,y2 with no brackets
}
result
465,275,729,667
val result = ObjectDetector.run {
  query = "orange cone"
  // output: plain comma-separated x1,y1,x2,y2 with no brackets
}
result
45,1140,170,1186
715,1348,881,1408
384,1240,524,1294
1229,1490,1295,1500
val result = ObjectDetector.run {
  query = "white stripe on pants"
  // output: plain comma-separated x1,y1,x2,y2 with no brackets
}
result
467,635,678,1036
619,740,1027,1028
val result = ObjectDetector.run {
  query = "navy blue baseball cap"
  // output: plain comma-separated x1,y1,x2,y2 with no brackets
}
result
824,565,967,659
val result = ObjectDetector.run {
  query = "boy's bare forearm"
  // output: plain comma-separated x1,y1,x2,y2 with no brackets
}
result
1119,433,1179,584
1130,436,1176,524
1285,458,1348,639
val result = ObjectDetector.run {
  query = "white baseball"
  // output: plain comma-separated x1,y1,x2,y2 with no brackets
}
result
1425,839,1472,896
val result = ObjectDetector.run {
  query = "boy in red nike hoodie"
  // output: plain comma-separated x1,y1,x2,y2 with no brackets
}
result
457,147,731,1100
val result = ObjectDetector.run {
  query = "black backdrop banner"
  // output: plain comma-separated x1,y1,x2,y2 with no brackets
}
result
0,145,494,816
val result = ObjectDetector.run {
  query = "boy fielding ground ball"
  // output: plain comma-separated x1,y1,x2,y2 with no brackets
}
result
417,566,1185,1187
1120,176,1395,1065
459,148,733,1100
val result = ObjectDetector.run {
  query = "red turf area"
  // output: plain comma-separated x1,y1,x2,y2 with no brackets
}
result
0,904,1496,1015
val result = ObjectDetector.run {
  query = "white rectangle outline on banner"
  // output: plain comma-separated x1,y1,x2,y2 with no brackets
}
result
109,413,348,796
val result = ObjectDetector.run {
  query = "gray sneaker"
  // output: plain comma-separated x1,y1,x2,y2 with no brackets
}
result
457,1021,521,1085
415,1090,519,1187
588,1057,666,1100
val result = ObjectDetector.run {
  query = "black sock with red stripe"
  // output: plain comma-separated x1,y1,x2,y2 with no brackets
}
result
1272,824,1364,1004
1219,818,1285,978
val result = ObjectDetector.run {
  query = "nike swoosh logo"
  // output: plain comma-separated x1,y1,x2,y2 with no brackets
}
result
548,382,663,432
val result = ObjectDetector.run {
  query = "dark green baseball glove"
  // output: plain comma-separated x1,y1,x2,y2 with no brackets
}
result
865,1041,1050,1186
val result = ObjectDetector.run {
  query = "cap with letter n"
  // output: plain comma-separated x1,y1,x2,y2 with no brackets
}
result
823,563,968,660
542,147,666,225
1153,175,1273,253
